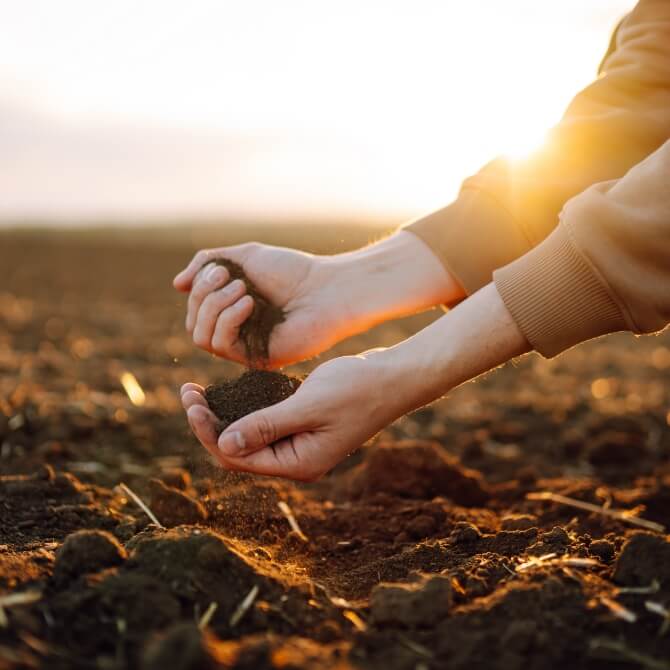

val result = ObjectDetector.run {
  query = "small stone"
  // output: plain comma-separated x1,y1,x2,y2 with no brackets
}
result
371,574,452,627
54,530,127,584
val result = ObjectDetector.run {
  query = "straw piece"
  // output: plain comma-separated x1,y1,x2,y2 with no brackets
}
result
118,483,164,529
600,596,637,623
277,501,308,542
198,602,218,630
230,585,259,627
527,492,665,533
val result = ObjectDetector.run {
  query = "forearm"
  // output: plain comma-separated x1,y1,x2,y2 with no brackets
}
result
375,282,530,416
324,230,464,327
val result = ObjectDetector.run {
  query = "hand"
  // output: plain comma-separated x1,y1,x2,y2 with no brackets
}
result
173,232,463,368
181,351,403,481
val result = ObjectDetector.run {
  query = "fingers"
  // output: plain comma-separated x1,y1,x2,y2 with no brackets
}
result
217,394,308,458
192,280,247,350
180,383,220,460
210,295,255,356
186,405,220,456
217,435,322,482
186,264,230,333
173,250,215,292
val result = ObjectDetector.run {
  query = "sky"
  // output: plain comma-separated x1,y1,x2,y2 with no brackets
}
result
0,0,636,223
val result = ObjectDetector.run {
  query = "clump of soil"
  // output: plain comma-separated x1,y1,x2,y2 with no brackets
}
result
204,369,302,432
147,478,208,527
204,258,285,364
340,441,490,506
370,573,453,627
53,529,127,584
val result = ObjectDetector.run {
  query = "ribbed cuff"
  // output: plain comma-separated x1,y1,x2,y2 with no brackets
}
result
403,189,533,296
494,224,628,358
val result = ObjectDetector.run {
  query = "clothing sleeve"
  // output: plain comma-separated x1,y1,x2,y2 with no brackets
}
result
493,139,670,357
403,0,670,297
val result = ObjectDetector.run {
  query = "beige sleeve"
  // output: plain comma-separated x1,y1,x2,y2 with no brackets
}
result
403,0,670,298
493,139,670,357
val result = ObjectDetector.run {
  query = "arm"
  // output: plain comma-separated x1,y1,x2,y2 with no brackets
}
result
183,139,670,480
494,138,670,357
405,0,670,295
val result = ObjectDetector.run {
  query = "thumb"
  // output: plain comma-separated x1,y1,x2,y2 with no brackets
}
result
217,395,308,457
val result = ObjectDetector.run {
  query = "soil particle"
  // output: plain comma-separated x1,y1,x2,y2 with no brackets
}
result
53,529,127,584
344,441,489,506
147,478,208,527
204,258,286,364
613,532,670,588
540,526,570,546
204,370,302,432
588,538,615,563
370,573,453,627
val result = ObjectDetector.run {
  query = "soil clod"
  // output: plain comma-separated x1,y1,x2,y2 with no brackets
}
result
204,369,302,432
148,478,208,527
53,529,127,584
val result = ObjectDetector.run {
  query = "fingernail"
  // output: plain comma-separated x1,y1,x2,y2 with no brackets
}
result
219,431,245,456
204,264,220,283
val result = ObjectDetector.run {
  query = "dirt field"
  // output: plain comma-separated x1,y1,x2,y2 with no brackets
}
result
1,225,670,670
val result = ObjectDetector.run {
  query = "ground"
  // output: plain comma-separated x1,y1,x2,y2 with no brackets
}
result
1,225,670,670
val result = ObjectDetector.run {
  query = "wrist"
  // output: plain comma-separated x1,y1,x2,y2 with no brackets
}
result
323,230,464,329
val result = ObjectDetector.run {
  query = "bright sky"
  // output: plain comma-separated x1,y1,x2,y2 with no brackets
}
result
0,0,636,222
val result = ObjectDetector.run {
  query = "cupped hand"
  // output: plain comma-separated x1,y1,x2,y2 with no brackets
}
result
180,351,404,481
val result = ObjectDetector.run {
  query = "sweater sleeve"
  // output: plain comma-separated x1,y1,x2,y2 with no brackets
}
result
493,139,670,357
403,0,670,296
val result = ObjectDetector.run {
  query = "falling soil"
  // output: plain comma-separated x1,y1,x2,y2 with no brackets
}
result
2,232,670,670
204,258,286,364
204,370,302,432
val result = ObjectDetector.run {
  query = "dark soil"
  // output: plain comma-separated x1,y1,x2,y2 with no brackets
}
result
204,259,285,364
204,370,302,431
2,229,670,670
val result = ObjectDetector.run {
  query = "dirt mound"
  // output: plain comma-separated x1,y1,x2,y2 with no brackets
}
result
205,370,302,432
204,258,285,364
341,441,489,506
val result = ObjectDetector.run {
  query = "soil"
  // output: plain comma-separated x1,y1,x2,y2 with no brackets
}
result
1,228,670,670
203,259,285,364
204,370,302,432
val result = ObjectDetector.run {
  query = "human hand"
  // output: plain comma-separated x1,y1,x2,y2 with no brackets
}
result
173,232,462,368
180,350,405,481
